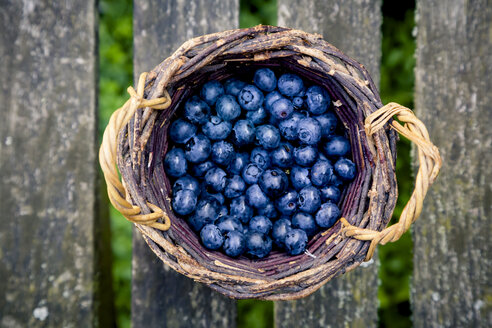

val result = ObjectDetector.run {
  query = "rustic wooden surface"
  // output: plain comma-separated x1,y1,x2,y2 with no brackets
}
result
132,0,238,327
412,0,492,327
275,0,382,327
0,0,114,327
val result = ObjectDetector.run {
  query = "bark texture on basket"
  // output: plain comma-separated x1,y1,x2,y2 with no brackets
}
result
412,0,492,326
0,0,114,327
132,0,238,327
275,0,381,326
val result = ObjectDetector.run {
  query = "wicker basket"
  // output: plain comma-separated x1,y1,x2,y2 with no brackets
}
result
99,25,441,300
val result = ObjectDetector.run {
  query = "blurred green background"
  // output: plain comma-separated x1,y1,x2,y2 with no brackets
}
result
99,0,415,327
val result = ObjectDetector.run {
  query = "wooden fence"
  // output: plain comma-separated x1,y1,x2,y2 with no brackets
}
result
0,0,490,327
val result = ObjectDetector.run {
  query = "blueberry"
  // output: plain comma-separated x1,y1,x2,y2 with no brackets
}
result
298,185,321,213
184,95,211,124
245,184,269,209
242,163,263,185
215,95,241,121
200,184,226,205
169,119,197,144
253,68,277,92
216,216,243,234
323,136,351,158
250,147,271,170
246,106,267,125
264,91,283,113
290,166,312,190
211,140,235,166
238,85,264,111
230,196,253,223
249,216,273,234
223,231,246,257
202,116,232,140
305,85,330,115
172,189,198,215
275,190,298,215
292,212,317,237
188,198,220,231
320,185,341,203
272,218,292,248
218,205,228,218
257,203,278,220
271,143,293,168
278,112,303,141
315,112,338,138
200,80,224,106
278,73,304,97
297,117,321,145
328,173,344,188
292,96,303,109
200,224,224,250
293,145,318,167
256,125,281,150
284,229,308,255
173,175,200,195
232,119,256,146
184,134,211,163
270,98,294,120
224,175,246,198
164,148,187,177
315,202,341,228
334,158,356,181
224,78,246,97
204,167,227,192
258,168,288,197
191,160,214,177
227,152,249,175
311,160,334,187
245,232,272,258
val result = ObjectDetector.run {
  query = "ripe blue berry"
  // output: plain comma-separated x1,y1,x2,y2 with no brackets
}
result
275,190,298,215
224,78,246,97
320,185,341,203
230,196,253,223
323,136,351,158
215,95,241,121
264,91,283,113
245,184,270,209
224,175,246,199
278,112,303,141
202,115,232,140
191,160,214,177
238,85,264,111
211,140,235,166
305,85,330,115
169,119,197,144
172,189,198,215
232,119,256,146
245,232,272,258
249,216,273,235
204,167,227,192
246,106,267,125
184,134,211,163
278,73,304,97
223,231,246,257
200,80,224,106
297,117,322,145
271,98,294,120
216,216,243,234
257,203,277,219
293,145,318,167
200,224,224,250
188,198,220,231
284,229,308,255
227,152,249,175
290,166,312,190
292,212,317,237
292,96,303,109
164,148,187,177
254,68,277,92
334,158,356,181
258,168,288,197
184,95,211,124
315,112,338,138
315,202,341,228
271,142,293,169
242,163,263,185
250,147,271,170
272,218,292,248
311,160,334,187
256,124,281,149
173,175,200,195
298,185,321,213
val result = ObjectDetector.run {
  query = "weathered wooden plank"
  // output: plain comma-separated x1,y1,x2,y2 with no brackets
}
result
0,0,114,327
412,1,492,327
275,1,382,327
132,1,238,327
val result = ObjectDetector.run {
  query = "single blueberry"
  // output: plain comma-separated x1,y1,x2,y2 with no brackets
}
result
257,203,278,220
224,78,247,97
293,145,318,167
254,68,277,92
211,140,235,166
258,168,288,197
315,112,338,138
246,106,267,125
230,195,254,224
232,119,256,146
249,216,273,235
328,173,344,187
284,229,308,255
264,91,283,113
184,134,211,163
315,202,341,228
245,184,270,209
184,95,211,124
204,167,227,192
278,112,303,141
191,160,214,177
278,73,304,97
238,84,264,111
275,190,298,215
297,117,322,145
250,147,271,170
202,115,232,140
245,232,272,259
224,175,246,199
290,166,312,190
172,189,198,216
311,160,334,187
270,98,294,120
323,135,351,158
334,158,357,181
227,152,249,175
242,163,263,185
272,218,292,248
298,185,322,213
292,96,304,109
215,95,241,121
271,143,294,169
173,175,200,195
164,148,187,177
292,212,317,237
200,80,224,106
305,85,331,115
223,231,246,257
216,216,243,234
200,224,224,250
188,198,220,231
320,185,341,203
256,124,281,149
169,119,197,144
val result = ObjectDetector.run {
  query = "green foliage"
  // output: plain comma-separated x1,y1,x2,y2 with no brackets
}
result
240,0,277,28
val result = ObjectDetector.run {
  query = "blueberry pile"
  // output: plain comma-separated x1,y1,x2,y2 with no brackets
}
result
164,68,356,259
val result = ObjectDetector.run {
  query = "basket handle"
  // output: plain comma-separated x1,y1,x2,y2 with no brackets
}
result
340,102,442,261
99,72,173,230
